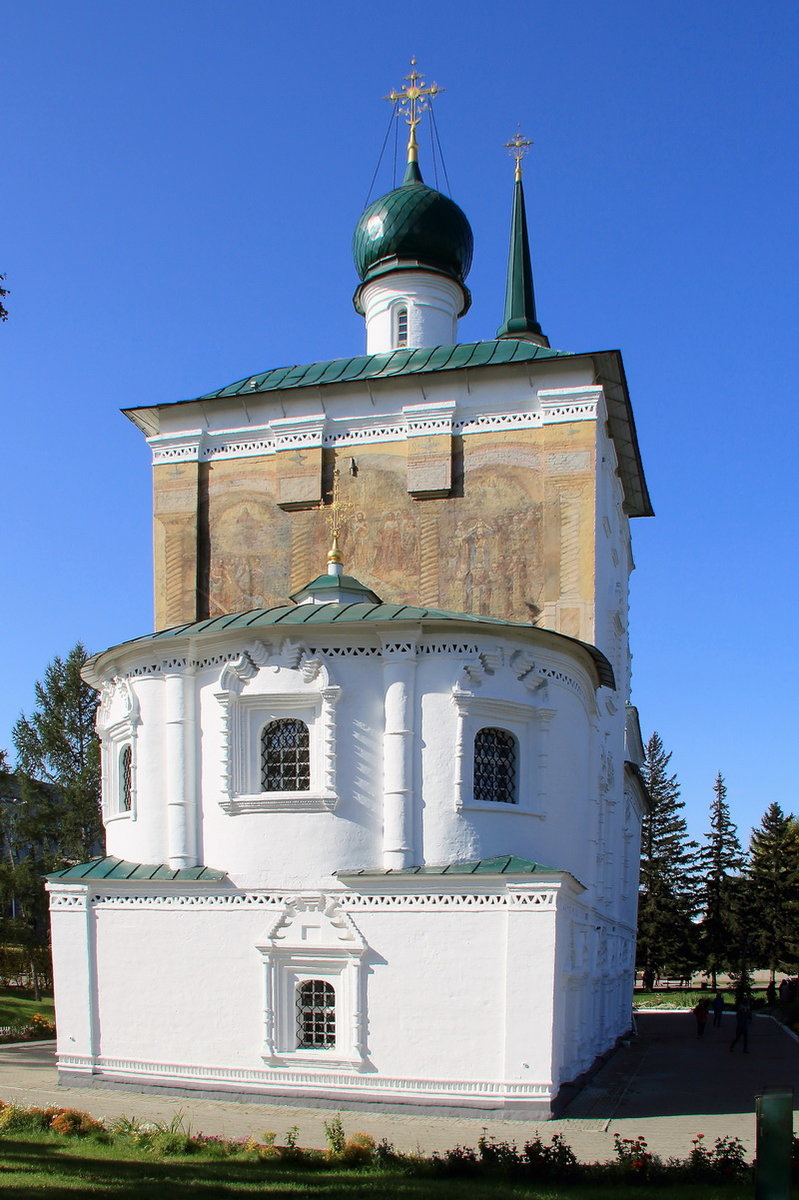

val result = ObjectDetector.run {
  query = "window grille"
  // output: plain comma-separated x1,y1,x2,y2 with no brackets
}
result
473,727,517,804
261,718,310,792
396,306,408,348
120,744,133,811
296,979,336,1048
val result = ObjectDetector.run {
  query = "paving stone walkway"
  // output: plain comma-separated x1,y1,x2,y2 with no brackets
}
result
0,1011,795,1159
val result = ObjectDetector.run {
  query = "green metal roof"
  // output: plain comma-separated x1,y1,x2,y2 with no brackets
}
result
83,598,615,690
338,855,563,877
45,856,226,883
289,573,382,604
186,339,566,402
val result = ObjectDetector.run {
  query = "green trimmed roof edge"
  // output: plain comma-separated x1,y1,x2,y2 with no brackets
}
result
179,340,567,403
45,856,227,883
83,599,616,691
337,854,563,877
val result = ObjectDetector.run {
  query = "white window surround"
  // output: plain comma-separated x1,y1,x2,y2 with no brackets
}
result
394,303,409,349
215,647,340,814
97,679,140,823
451,691,553,816
258,896,367,1070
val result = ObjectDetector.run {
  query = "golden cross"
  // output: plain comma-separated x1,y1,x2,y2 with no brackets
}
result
385,58,444,162
320,465,354,564
504,129,533,181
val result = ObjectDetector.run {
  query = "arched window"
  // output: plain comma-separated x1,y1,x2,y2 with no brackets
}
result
261,718,310,792
395,305,408,348
473,727,517,804
296,979,336,1048
120,744,133,812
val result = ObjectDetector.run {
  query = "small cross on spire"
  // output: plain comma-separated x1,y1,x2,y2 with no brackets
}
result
504,129,533,181
385,58,444,165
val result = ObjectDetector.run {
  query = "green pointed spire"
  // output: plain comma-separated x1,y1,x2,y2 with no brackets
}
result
497,137,549,345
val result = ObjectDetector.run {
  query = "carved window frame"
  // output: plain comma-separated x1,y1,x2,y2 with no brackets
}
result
451,692,551,816
98,682,140,824
257,899,367,1071
216,648,340,813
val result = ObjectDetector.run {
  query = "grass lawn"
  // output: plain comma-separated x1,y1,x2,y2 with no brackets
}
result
0,988,55,1027
633,990,769,1010
0,1133,755,1199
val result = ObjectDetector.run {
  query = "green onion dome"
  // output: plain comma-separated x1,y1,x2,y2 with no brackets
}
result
353,161,474,287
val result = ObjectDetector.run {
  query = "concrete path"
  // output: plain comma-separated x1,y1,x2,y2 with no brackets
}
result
0,1011,795,1160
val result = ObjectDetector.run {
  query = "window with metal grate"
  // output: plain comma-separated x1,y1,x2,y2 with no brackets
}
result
120,744,133,811
261,718,310,792
473,727,517,804
296,979,336,1048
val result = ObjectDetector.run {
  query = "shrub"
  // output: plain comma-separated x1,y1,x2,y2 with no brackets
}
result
340,1132,376,1165
323,1114,346,1157
522,1132,579,1179
50,1108,106,1137
0,1104,55,1133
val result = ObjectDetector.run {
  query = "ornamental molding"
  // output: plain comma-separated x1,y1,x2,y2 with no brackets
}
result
147,388,605,465
58,1053,555,1101
49,888,560,911
261,894,366,952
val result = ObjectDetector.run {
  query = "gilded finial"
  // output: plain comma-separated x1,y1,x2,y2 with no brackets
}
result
385,58,444,165
505,129,533,182
319,465,353,576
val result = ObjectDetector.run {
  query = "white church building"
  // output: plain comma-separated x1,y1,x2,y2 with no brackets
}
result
48,70,651,1116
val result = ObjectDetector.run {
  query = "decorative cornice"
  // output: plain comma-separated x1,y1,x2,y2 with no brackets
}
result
147,389,603,465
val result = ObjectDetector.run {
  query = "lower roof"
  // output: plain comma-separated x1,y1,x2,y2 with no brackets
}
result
45,856,226,883
83,600,615,691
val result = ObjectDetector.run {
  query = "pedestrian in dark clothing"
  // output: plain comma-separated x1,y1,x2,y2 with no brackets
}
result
729,1000,751,1052
693,999,709,1037
712,991,725,1027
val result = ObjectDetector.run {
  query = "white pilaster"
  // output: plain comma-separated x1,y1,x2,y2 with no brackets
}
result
164,668,198,868
381,643,418,868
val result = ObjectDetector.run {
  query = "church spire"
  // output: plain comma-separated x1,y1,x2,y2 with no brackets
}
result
496,132,549,347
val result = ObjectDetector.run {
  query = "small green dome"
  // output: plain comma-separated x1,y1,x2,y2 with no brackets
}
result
353,163,473,286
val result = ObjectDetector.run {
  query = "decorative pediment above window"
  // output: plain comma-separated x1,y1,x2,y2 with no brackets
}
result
263,894,367,953
97,678,141,823
257,894,368,1069
215,646,340,814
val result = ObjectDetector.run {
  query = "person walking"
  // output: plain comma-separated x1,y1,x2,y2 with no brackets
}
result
729,999,752,1052
693,999,710,1037
712,991,725,1027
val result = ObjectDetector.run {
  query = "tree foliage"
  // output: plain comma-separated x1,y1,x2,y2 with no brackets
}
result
637,732,699,978
746,802,799,979
0,274,8,322
697,772,745,988
12,644,101,864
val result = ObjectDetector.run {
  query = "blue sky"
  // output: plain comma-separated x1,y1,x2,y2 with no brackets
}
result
3,0,797,844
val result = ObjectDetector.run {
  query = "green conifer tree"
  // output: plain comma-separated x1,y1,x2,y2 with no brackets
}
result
637,732,699,982
12,644,101,863
747,802,799,980
698,772,745,989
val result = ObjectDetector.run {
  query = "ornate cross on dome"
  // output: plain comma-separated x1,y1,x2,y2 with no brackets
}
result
505,130,533,181
385,58,444,164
